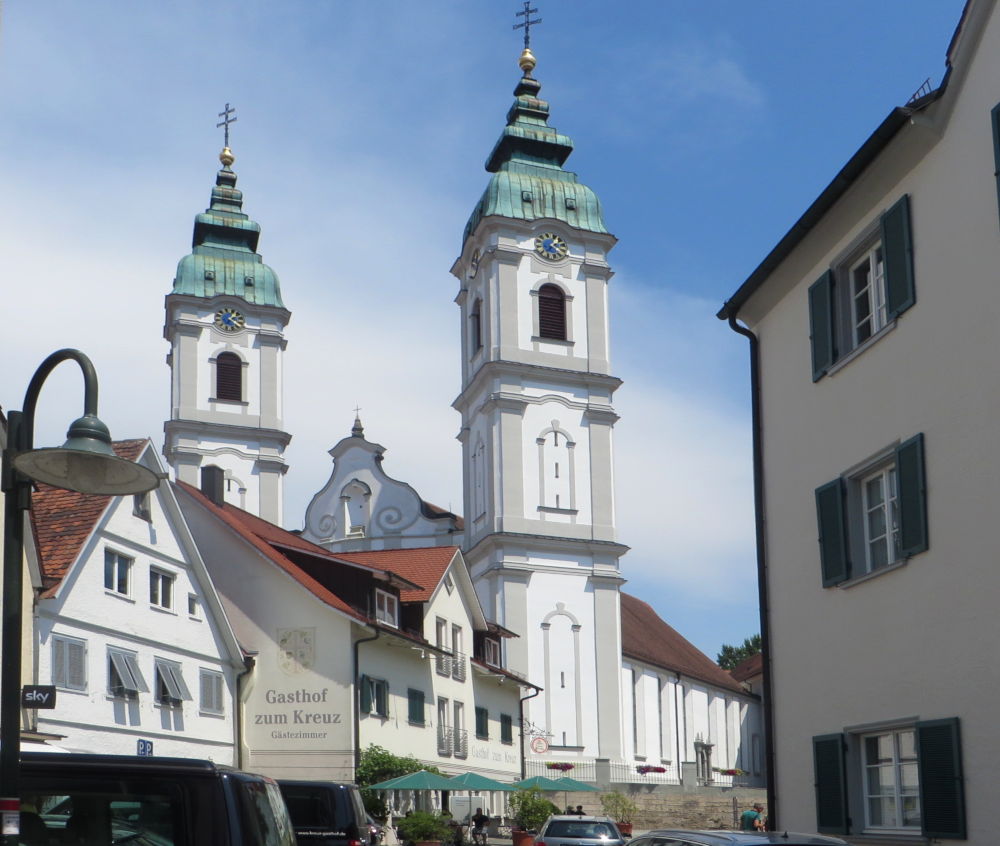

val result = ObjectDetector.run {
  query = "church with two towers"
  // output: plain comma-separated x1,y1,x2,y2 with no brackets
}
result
161,40,760,783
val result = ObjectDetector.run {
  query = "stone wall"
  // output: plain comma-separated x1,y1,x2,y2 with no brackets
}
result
561,787,769,831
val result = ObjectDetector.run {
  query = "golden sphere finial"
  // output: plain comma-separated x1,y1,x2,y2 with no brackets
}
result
219,146,235,167
519,47,536,75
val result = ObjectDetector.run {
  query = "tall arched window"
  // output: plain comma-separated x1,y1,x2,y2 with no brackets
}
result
538,284,567,340
216,352,242,401
470,298,483,353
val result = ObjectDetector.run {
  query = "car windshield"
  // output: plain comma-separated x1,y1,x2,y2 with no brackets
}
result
545,821,617,839
24,789,181,845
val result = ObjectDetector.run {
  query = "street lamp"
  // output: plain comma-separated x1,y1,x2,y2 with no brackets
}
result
1,349,159,845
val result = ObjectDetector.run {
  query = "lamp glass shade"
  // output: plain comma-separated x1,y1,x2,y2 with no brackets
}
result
13,450,160,496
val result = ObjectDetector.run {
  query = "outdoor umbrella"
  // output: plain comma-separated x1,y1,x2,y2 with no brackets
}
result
369,770,459,791
548,776,598,793
512,775,564,791
447,773,515,826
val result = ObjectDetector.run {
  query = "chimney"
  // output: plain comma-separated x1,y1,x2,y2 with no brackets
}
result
201,465,225,506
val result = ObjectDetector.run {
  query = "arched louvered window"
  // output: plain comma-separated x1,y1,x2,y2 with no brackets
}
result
470,298,483,352
538,283,567,341
216,352,242,401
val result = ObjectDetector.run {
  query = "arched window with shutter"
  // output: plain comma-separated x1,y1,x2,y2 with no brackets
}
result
538,283,567,340
215,352,243,401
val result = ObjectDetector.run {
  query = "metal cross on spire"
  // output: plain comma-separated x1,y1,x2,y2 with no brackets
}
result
216,103,237,148
513,1,541,50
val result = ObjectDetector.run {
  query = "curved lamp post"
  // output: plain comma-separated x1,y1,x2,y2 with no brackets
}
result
1,349,159,844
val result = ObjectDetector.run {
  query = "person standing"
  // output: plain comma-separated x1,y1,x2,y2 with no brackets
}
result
740,803,765,831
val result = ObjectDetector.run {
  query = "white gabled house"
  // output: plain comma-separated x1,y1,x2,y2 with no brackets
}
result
28,439,244,760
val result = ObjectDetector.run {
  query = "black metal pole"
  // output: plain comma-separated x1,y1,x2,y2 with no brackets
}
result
1,411,27,846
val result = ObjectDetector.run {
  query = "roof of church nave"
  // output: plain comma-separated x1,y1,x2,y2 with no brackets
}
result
621,593,746,695
170,146,285,309
463,46,608,243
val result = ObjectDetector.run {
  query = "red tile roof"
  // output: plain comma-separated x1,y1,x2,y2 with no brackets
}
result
31,439,147,596
176,481,367,622
620,593,744,693
331,546,460,602
730,651,763,683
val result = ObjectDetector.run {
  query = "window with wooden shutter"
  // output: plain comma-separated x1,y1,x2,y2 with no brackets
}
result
538,284,567,340
809,270,835,380
916,718,965,839
813,734,849,834
500,713,513,744
881,194,915,319
408,688,425,725
52,635,87,691
216,352,242,401
895,433,927,557
475,706,489,739
200,669,224,714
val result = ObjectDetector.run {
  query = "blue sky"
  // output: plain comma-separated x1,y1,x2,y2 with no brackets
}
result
0,1,966,660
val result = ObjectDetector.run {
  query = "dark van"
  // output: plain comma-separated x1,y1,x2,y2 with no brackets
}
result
20,751,296,845
278,780,370,846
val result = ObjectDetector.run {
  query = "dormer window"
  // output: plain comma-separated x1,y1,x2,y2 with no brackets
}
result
375,589,399,628
484,638,501,667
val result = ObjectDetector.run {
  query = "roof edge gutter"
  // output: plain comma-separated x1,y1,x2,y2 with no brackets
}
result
725,315,777,830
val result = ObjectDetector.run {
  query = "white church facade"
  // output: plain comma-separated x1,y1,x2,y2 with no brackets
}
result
155,45,762,787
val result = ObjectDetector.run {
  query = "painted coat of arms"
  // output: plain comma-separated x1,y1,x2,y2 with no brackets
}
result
277,628,315,675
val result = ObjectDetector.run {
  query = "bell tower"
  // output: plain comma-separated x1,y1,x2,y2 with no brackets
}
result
452,44,627,762
163,130,291,524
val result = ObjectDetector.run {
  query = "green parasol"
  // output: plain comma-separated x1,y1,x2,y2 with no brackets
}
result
368,770,459,791
512,775,565,791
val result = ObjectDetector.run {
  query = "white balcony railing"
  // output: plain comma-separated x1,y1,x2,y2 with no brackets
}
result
453,728,468,759
437,725,452,756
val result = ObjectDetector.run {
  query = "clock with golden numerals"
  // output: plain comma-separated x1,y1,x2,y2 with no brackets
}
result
534,233,568,261
214,307,245,332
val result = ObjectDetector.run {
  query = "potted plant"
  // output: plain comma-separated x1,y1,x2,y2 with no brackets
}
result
396,810,454,846
508,788,559,846
599,791,638,838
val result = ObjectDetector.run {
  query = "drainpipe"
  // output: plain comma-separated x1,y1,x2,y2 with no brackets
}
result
354,629,380,775
518,686,540,779
725,314,777,830
235,654,256,769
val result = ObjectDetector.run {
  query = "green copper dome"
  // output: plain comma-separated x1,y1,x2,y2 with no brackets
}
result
464,60,608,242
171,153,285,308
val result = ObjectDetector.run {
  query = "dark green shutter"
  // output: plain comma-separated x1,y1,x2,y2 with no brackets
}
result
475,706,489,738
917,718,965,839
992,103,1000,229
881,194,915,318
896,433,928,557
808,270,836,381
408,689,424,724
360,675,372,714
813,734,849,834
815,478,849,586
500,714,513,744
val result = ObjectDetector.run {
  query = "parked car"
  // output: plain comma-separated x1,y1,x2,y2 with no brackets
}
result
367,813,384,845
277,779,371,846
626,831,849,846
534,815,627,846
20,750,296,845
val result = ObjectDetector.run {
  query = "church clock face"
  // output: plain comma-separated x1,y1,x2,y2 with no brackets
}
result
214,307,245,332
534,233,568,261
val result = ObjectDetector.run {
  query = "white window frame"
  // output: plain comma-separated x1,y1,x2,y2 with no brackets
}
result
154,657,192,706
199,669,224,715
108,648,147,699
850,242,887,346
52,634,87,692
364,676,389,717
104,549,132,596
374,589,398,628
484,638,501,667
149,568,175,610
861,727,920,832
860,464,899,573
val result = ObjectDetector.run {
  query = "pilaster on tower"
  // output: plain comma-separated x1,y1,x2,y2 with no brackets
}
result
163,145,291,524
452,46,627,764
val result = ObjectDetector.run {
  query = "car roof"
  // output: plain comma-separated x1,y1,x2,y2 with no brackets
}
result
642,831,847,846
547,816,616,822
21,751,232,774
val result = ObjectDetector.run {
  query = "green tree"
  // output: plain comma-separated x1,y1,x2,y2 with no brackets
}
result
716,634,762,671
356,744,443,818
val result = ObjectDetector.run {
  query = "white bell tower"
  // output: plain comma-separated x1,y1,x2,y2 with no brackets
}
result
452,47,627,762
163,142,291,524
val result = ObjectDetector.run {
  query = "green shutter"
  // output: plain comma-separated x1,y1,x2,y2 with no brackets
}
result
500,714,513,744
408,689,425,724
808,270,836,381
476,706,489,738
992,103,1000,229
815,478,849,586
881,194,915,318
917,718,965,839
813,734,848,834
896,433,928,557
360,675,372,714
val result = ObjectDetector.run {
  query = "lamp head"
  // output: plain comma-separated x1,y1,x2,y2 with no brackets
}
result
12,414,160,495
